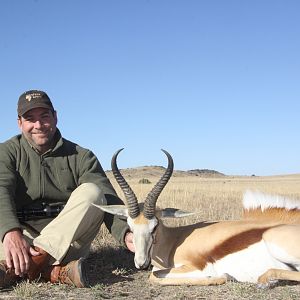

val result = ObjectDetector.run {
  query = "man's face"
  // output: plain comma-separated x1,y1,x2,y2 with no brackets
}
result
18,107,58,153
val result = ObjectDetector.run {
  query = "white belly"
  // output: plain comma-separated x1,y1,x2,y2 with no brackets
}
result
211,240,291,282
151,241,293,283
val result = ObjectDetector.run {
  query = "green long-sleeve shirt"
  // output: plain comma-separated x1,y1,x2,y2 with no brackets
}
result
0,130,128,245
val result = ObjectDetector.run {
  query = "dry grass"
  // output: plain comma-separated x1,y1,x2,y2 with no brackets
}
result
1,172,300,299
110,173,300,222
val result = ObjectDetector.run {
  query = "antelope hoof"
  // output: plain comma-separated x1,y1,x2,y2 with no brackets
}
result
257,272,278,289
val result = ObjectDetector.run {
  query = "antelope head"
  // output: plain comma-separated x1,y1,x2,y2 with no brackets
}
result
94,148,174,269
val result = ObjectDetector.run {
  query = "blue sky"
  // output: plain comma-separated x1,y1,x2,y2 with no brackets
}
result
1,0,299,176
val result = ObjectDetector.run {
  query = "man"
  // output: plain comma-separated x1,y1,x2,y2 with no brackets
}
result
0,90,133,288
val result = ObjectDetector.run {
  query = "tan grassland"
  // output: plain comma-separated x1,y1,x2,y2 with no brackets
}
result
1,170,300,299
108,172,300,222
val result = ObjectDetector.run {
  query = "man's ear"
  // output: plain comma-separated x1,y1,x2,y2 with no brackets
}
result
157,208,196,219
53,110,58,125
17,117,22,130
93,204,129,218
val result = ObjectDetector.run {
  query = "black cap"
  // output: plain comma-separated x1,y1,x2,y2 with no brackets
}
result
17,90,54,116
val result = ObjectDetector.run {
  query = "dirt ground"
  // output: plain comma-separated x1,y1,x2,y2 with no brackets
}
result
1,232,300,300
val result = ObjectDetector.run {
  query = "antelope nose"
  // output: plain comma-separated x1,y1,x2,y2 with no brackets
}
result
134,256,150,270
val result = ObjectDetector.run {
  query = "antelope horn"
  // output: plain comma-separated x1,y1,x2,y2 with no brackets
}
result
111,148,140,219
143,149,174,219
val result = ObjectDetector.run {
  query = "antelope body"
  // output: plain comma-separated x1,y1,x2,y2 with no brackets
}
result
95,149,300,286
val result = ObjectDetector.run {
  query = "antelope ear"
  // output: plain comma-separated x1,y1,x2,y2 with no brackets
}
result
93,204,129,218
159,208,195,219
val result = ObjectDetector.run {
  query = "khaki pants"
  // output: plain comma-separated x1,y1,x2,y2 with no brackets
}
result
0,183,105,265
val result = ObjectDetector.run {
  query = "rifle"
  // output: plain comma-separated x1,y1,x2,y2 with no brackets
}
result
16,202,65,221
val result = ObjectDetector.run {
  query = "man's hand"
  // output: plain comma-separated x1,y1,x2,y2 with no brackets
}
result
124,231,135,253
3,229,39,276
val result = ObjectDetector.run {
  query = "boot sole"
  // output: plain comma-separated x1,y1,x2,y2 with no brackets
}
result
77,258,89,287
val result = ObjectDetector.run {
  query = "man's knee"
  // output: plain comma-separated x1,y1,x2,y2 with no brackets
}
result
75,183,107,206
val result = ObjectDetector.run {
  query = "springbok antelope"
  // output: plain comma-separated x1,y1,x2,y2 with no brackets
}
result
94,149,300,286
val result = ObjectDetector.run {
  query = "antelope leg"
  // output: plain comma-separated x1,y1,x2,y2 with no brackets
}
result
149,265,228,286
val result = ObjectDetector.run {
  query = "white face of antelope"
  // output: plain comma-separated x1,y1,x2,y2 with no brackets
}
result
128,215,158,269
110,148,173,269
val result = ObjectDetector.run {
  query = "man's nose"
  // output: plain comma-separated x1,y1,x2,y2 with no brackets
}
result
34,120,43,128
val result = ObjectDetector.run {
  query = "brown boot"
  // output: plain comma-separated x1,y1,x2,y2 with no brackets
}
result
43,258,87,288
0,247,51,287
27,247,51,281
0,260,20,288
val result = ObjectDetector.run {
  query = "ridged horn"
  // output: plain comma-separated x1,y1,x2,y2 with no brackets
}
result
143,149,174,219
111,148,140,219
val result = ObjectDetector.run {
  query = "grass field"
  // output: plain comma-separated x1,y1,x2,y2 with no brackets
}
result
111,173,300,222
1,172,300,299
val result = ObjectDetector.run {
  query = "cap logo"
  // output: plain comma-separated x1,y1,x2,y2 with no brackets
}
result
25,93,42,102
